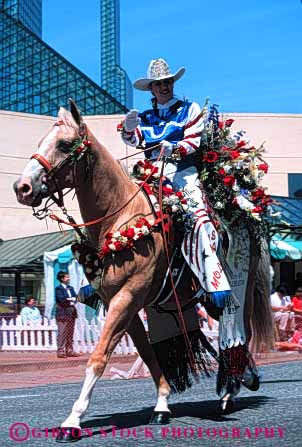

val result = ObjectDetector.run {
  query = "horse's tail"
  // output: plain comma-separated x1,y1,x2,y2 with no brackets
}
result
245,238,274,352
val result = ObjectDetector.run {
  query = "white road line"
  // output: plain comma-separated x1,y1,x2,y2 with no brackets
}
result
0,394,43,400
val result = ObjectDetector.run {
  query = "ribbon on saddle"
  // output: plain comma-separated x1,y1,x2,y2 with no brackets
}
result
181,208,238,310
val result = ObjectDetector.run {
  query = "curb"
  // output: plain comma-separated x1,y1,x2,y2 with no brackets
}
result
0,353,138,373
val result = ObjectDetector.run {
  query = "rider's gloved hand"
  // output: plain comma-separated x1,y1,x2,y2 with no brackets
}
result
124,109,141,132
160,140,174,157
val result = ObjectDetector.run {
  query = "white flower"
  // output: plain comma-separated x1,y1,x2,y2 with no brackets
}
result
138,167,145,175
134,227,141,234
215,202,223,209
251,213,261,221
153,172,160,178
145,169,152,175
141,226,150,235
113,231,121,238
224,165,232,174
119,236,128,244
182,204,189,211
133,234,140,240
171,205,178,213
109,243,116,251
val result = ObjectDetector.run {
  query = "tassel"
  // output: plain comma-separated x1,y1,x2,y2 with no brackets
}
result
216,343,257,395
152,329,217,393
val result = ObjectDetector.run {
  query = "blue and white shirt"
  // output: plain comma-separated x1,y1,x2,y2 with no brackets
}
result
122,97,205,159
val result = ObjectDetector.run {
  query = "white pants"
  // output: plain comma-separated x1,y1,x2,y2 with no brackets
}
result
274,311,295,332
158,160,204,211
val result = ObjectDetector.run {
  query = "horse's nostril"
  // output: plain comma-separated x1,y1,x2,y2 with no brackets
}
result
21,184,31,194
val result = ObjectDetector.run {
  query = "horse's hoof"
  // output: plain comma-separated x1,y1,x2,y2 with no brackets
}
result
149,411,171,425
55,427,81,443
241,373,260,391
218,398,234,414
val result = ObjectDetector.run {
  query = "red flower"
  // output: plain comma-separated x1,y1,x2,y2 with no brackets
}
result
223,175,235,187
123,227,135,239
258,163,268,174
203,151,219,163
221,145,230,151
218,168,226,176
181,199,187,204
261,195,273,205
105,231,113,240
177,146,187,158
218,121,224,129
162,185,174,196
176,191,184,199
251,188,265,200
114,241,125,251
252,206,263,213
236,140,246,148
136,217,151,228
230,150,241,160
225,119,234,127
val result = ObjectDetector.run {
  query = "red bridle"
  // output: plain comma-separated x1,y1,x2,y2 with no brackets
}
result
30,153,54,173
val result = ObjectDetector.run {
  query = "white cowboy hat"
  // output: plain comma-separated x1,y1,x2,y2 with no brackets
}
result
133,58,185,91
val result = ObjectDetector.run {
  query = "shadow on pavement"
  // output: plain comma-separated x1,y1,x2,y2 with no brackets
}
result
80,396,272,439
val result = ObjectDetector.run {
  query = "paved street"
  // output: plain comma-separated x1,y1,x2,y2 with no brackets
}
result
0,360,301,447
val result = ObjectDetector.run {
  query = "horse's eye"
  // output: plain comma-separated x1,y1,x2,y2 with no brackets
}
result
57,140,73,153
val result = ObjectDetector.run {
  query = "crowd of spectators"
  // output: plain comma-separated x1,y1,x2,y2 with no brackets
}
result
271,283,302,351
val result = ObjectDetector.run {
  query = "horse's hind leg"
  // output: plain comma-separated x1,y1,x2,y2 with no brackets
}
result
127,314,171,418
59,291,146,432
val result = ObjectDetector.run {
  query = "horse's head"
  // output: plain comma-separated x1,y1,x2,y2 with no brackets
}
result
14,100,89,207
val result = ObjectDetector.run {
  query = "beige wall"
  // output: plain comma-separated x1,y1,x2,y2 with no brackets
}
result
1,110,302,240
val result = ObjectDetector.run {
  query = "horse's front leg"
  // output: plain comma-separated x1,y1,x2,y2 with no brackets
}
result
56,290,141,441
127,314,171,423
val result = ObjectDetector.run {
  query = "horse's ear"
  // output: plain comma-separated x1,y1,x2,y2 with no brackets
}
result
58,106,72,125
69,99,82,126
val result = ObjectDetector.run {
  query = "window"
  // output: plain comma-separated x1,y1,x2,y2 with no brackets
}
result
288,174,302,198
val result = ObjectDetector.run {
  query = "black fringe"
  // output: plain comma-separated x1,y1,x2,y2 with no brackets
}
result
216,343,257,395
152,329,218,393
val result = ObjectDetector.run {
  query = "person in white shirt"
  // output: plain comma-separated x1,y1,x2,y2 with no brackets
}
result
270,285,295,340
20,297,41,324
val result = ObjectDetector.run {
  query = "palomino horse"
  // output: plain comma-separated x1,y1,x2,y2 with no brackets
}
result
14,101,273,441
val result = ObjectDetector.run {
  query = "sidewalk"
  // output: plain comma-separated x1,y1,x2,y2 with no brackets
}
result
0,350,301,390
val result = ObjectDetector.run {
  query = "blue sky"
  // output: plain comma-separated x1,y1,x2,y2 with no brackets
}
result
43,0,302,113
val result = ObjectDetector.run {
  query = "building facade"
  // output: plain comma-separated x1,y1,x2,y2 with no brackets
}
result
0,110,302,301
100,0,133,109
0,1,128,116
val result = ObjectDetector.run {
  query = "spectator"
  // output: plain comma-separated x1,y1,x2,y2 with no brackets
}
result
55,271,80,358
270,285,295,341
275,328,302,353
291,287,302,329
20,297,41,324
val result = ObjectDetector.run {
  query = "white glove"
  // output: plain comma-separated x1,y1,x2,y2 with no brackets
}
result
124,109,141,132
160,140,174,157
